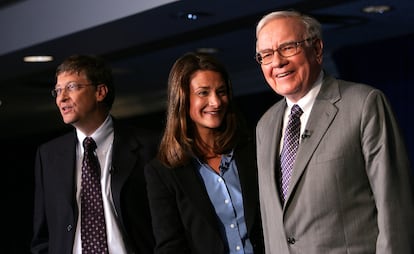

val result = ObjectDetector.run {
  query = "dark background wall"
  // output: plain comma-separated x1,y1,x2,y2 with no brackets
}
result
333,33,414,164
4,35,413,253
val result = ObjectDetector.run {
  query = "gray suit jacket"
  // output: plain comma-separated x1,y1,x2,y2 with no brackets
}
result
256,75,414,254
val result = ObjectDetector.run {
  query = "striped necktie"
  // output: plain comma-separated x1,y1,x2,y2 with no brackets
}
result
280,104,303,203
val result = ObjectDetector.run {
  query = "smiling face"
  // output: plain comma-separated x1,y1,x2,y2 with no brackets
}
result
55,71,108,135
189,70,229,135
256,16,323,102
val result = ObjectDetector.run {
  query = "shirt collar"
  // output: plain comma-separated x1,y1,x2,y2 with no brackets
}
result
76,115,113,148
285,70,323,113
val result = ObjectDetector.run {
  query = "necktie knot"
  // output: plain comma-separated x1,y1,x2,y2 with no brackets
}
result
83,137,97,153
290,104,303,118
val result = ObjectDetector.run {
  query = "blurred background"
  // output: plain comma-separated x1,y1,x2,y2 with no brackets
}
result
1,0,413,252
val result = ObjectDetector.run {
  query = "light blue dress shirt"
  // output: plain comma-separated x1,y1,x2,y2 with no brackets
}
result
194,150,254,254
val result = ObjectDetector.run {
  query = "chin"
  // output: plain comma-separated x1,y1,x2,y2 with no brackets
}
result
209,123,223,129
62,117,76,125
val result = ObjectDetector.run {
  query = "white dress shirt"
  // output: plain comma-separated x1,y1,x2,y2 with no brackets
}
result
280,71,323,153
73,115,127,254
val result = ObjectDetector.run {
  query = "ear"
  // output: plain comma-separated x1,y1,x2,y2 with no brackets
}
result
314,39,324,63
95,84,108,102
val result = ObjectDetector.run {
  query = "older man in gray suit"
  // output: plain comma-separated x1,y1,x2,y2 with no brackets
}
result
254,10,414,254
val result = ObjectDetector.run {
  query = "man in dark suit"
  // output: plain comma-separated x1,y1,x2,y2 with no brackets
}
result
31,54,156,254
254,10,414,253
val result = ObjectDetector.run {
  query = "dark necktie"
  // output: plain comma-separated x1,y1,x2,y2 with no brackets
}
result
280,104,303,203
81,137,108,254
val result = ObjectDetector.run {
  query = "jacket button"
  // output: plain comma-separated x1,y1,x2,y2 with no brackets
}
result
67,224,73,232
287,237,296,244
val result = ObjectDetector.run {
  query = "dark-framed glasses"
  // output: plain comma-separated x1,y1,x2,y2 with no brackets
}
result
51,82,92,97
255,37,315,65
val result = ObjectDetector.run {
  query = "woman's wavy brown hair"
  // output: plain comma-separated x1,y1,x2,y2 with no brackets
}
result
157,52,246,168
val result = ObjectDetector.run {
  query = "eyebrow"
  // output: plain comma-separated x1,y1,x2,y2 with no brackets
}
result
55,81,79,87
258,40,300,52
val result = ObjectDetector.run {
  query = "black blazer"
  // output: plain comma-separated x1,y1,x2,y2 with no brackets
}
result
144,137,264,254
31,120,158,254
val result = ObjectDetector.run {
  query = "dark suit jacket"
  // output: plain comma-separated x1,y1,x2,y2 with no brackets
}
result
31,120,158,254
256,74,414,254
144,137,264,254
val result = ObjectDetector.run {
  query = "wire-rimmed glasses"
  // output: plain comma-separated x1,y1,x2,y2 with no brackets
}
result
51,82,92,97
255,37,315,65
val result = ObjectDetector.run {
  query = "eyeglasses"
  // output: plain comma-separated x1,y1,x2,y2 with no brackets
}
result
255,37,315,65
51,82,93,97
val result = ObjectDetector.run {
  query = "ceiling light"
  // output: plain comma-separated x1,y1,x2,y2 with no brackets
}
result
362,5,391,14
23,55,53,62
175,11,212,21
187,13,198,20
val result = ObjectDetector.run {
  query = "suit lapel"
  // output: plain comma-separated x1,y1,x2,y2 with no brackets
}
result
174,163,222,230
268,101,287,210
49,132,78,213
268,102,286,188
285,76,340,204
111,123,140,216
234,139,259,233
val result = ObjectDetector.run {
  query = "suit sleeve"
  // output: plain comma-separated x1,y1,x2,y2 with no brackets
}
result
144,160,191,254
361,89,414,253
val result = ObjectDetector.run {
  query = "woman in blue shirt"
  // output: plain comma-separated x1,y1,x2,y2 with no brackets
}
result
144,52,264,254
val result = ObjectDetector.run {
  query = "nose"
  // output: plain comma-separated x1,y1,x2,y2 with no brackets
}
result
209,92,222,107
270,52,287,68
56,89,69,102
